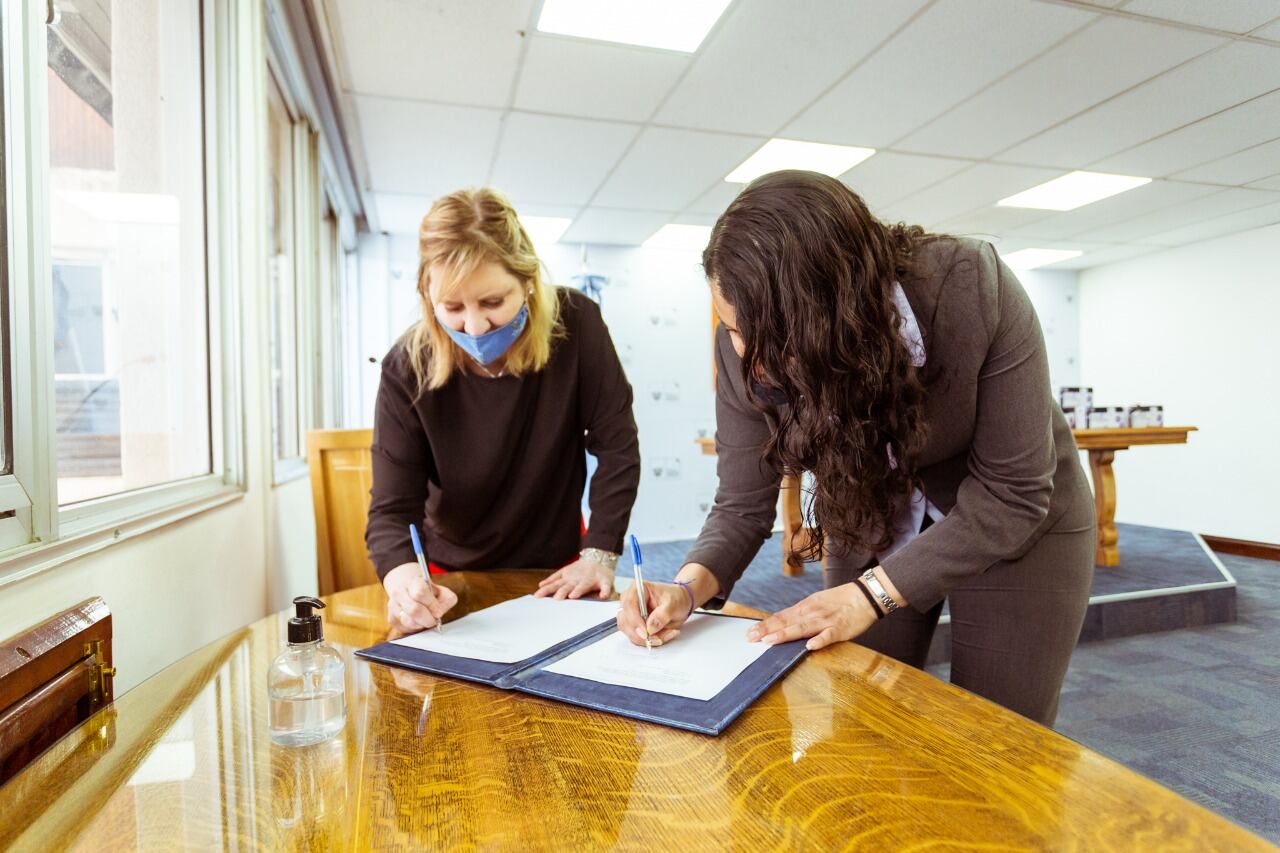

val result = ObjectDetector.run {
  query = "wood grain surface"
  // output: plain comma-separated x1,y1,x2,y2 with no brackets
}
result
0,570,1269,851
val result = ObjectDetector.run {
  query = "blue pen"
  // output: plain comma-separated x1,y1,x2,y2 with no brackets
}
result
409,524,443,633
629,534,652,653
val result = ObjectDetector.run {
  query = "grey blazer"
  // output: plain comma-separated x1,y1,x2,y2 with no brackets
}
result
686,237,1095,612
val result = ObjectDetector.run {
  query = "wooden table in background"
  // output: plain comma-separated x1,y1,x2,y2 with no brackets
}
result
1074,426,1196,566
697,425,1198,571
1,570,1262,851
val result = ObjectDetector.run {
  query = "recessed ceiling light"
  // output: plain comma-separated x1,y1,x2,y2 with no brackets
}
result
725,139,876,184
997,171,1150,211
1001,248,1083,269
536,0,733,53
519,216,572,250
643,224,712,251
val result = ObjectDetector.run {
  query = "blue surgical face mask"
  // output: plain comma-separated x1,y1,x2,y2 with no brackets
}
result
440,302,528,366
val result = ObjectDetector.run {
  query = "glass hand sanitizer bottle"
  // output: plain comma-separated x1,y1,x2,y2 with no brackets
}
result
269,596,346,746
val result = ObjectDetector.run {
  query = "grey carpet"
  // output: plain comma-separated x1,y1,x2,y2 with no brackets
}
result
626,529,1277,842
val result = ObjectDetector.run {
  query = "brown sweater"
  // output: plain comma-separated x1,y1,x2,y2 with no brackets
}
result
365,289,641,579
686,237,1094,611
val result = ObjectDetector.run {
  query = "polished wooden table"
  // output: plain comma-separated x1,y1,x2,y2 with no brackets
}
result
697,425,1199,570
1,571,1265,851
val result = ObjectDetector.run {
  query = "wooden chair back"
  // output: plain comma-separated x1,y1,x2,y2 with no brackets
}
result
0,597,114,784
307,428,381,595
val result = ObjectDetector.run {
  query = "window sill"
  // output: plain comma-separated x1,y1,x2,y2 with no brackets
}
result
273,456,309,486
0,484,246,590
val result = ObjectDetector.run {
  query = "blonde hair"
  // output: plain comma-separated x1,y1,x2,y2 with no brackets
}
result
404,188,562,393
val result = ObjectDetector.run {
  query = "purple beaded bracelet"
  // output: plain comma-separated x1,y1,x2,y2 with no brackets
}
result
674,580,696,619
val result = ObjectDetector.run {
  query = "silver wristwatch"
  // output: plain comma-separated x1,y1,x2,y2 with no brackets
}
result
579,547,620,572
860,568,899,615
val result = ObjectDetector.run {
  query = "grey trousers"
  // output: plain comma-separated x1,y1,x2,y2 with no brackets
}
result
828,522,1095,727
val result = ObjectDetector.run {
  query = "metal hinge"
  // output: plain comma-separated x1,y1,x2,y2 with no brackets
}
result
84,638,117,706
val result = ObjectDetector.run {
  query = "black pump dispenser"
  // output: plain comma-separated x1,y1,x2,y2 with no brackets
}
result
288,596,326,644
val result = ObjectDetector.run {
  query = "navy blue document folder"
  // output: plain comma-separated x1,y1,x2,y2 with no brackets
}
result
356,613,808,736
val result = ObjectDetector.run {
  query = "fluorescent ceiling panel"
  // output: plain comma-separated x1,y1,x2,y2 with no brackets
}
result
536,0,733,53
725,139,876,184
997,171,1150,211
642,224,713,251
1001,248,1083,269
520,216,573,249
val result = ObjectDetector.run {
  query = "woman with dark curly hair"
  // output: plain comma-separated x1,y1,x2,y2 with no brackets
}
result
617,170,1095,725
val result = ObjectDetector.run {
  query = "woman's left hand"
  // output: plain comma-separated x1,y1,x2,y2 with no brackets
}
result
535,555,614,600
746,583,881,651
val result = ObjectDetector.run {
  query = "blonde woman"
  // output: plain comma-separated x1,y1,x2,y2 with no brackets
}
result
366,188,641,634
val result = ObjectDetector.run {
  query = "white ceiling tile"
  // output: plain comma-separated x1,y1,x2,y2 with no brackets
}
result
1006,179,1221,239
560,208,674,245
593,128,763,211
1123,0,1280,34
674,211,719,226
932,207,1059,240
510,202,582,219
513,36,690,122
1053,243,1162,269
786,0,1096,148
840,152,973,211
1173,137,1280,185
1092,89,1280,176
685,181,741,216
993,236,1112,254
879,163,1062,227
332,0,533,106
1002,41,1280,168
1139,199,1280,246
375,193,433,235
1073,187,1279,241
489,112,639,205
995,236,1116,269
1247,172,1280,190
356,96,503,195
898,17,1222,159
654,0,929,136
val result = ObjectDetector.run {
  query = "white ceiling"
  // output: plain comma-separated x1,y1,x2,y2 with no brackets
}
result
321,0,1280,270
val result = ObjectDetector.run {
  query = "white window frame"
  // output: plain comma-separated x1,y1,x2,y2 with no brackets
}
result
265,4,351,481
0,0,245,583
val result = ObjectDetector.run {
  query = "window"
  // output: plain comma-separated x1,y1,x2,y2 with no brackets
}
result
47,0,212,505
267,72,300,464
1,74,9,481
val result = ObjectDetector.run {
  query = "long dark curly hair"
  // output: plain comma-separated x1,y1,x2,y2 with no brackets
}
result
704,170,933,566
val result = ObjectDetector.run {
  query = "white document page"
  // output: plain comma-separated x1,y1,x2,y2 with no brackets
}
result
390,595,614,664
542,613,770,701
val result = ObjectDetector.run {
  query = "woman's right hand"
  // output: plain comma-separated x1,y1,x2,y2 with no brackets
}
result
617,581,692,647
383,563,459,633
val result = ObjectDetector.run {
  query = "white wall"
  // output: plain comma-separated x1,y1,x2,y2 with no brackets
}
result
1016,268,1080,394
1078,223,1280,541
541,243,717,542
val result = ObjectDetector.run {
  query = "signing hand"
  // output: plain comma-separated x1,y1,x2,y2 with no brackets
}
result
534,555,614,600
616,581,692,647
383,563,459,633
746,582,881,651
